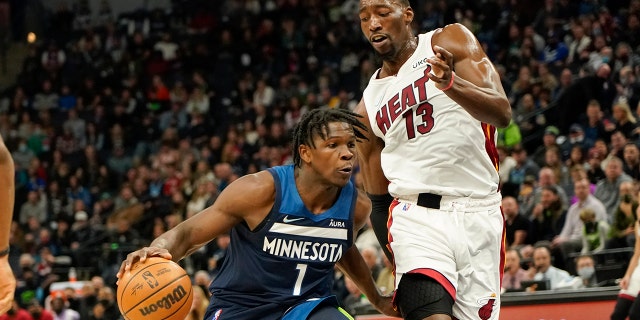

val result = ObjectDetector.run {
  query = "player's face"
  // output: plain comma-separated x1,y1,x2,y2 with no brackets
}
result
359,0,413,60
305,122,357,186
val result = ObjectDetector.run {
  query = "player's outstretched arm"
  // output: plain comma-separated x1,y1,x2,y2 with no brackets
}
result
336,191,400,317
428,23,511,128
620,221,640,290
0,133,16,315
117,171,275,280
354,100,393,262
354,100,389,196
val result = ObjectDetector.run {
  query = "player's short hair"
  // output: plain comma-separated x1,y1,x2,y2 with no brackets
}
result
292,108,368,167
396,0,411,7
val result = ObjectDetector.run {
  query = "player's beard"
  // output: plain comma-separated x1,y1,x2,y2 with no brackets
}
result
374,43,398,62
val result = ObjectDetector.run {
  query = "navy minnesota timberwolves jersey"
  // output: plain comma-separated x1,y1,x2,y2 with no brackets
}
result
205,164,356,320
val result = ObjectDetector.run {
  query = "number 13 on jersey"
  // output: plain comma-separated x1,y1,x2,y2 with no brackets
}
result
403,101,434,139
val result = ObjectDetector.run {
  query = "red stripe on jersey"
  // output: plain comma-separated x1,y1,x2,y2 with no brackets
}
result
482,122,499,173
388,199,400,309
387,199,400,269
619,293,637,301
408,268,457,301
499,206,506,289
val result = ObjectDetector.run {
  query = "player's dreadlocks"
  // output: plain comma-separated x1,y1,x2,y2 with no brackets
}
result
292,108,368,167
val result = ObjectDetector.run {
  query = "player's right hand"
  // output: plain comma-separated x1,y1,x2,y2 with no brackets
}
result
620,275,630,290
116,247,172,284
371,293,402,318
0,258,16,315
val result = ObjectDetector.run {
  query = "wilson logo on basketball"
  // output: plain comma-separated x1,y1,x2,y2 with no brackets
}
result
137,284,188,316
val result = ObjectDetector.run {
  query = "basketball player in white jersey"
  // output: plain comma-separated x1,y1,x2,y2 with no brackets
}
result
355,0,512,319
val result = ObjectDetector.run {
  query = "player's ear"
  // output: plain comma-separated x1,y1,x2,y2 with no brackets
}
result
299,144,312,164
404,7,414,25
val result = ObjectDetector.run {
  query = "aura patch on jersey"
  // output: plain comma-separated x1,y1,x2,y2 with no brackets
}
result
269,223,348,240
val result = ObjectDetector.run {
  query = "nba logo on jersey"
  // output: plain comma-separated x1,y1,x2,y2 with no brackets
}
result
211,309,222,320
402,203,411,211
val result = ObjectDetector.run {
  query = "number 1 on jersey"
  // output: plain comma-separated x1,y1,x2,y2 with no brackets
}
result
293,264,308,296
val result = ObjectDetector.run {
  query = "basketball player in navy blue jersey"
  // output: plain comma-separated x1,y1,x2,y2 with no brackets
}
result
117,108,400,320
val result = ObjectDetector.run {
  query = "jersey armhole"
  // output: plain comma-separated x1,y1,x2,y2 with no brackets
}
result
244,168,282,233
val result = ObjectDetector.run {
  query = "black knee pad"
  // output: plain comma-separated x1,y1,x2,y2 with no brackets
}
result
396,273,454,320
611,298,633,320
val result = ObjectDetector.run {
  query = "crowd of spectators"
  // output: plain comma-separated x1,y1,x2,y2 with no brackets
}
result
2,0,640,318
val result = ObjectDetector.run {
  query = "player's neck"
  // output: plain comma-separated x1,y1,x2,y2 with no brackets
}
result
295,174,340,214
381,35,418,76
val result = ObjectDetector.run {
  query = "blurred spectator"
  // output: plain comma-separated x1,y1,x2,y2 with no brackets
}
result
342,276,369,316
579,208,610,255
207,233,229,278
153,33,179,62
375,254,394,295
542,146,572,196
0,299,32,320
185,87,209,116
32,80,58,113
13,139,36,172
19,190,47,226
94,287,118,320
533,126,561,168
594,157,633,220
531,245,578,290
40,42,66,76
62,110,86,147
575,255,599,287
622,143,640,180
503,196,530,248
587,141,607,183
502,248,532,292
530,186,567,244
504,146,540,199
610,100,638,140
581,100,609,150
253,79,275,108
531,167,570,215
607,183,639,249
26,299,53,320
185,285,209,320
552,178,607,263
359,247,381,281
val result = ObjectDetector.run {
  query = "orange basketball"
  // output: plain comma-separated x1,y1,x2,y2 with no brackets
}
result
117,257,193,320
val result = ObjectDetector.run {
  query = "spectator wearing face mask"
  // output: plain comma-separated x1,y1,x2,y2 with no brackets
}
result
575,255,599,287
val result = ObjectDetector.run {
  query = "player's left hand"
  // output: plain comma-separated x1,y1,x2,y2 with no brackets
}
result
371,293,402,318
427,45,454,90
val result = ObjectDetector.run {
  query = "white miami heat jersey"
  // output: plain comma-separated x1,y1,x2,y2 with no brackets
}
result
362,31,500,198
